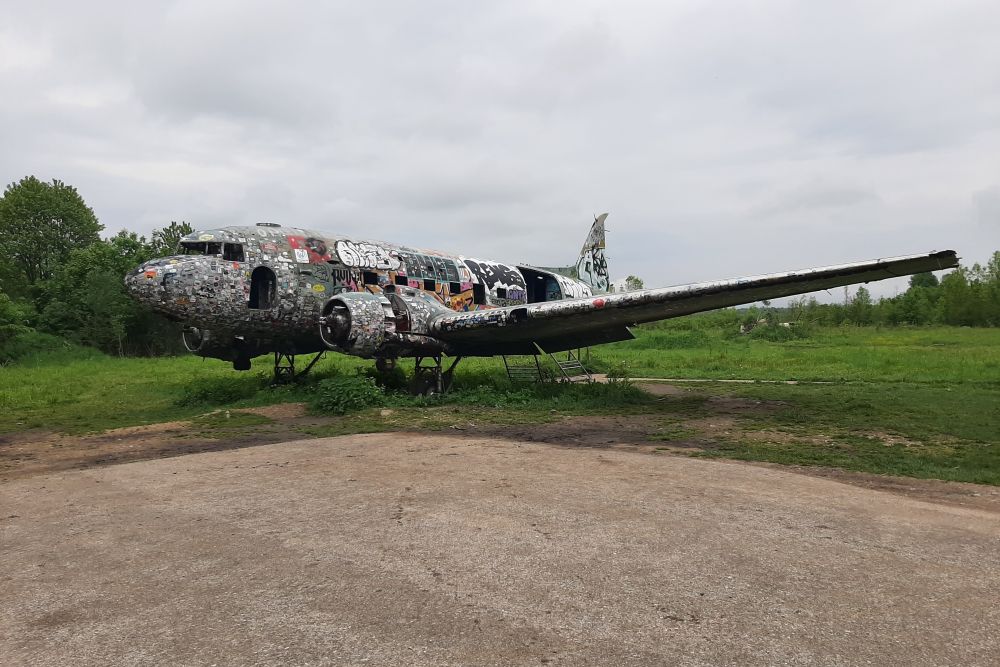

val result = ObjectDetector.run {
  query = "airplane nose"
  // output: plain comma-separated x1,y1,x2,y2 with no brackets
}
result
126,259,177,306
125,262,160,304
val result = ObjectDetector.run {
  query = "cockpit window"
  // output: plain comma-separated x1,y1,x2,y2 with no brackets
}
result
223,243,245,262
179,241,223,256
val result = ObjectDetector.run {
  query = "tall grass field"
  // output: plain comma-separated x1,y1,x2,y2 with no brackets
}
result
2,323,997,484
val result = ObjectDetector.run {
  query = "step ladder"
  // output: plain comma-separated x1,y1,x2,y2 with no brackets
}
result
550,349,593,383
502,354,546,383
502,347,593,384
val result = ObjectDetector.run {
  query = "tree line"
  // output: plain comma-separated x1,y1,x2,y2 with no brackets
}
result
784,259,1000,328
1,175,998,362
0,176,191,361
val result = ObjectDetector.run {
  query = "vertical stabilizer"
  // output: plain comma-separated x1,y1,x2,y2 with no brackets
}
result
575,213,610,293
537,213,611,293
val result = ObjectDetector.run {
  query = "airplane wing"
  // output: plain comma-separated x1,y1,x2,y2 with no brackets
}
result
430,250,958,356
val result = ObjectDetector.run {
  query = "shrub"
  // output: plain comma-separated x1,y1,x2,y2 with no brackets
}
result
0,330,77,365
309,375,385,414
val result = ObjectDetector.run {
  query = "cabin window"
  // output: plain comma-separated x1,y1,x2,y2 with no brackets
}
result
362,271,379,285
395,275,409,286
180,241,223,256
423,279,435,291
248,267,277,309
495,287,508,299
472,283,486,305
449,282,462,294
223,243,245,262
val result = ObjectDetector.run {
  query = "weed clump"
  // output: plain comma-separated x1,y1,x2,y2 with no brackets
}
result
309,375,385,415
176,374,268,407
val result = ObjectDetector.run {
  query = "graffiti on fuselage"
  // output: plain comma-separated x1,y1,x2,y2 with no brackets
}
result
577,247,609,292
335,240,401,270
556,274,590,299
288,235,333,263
462,259,526,292
395,251,462,283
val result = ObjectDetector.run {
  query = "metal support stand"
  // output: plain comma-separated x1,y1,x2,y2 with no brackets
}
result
272,351,325,384
502,354,545,383
274,352,296,384
411,355,462,395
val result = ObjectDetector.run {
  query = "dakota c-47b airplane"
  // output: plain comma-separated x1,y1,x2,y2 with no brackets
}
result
126,214,957,389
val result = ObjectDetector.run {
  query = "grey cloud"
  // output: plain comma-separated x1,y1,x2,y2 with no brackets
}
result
1,0,998,302
973,187,1000,228
758,184,881,217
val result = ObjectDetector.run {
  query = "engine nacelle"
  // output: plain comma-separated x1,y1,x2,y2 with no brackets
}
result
319,292,395,358
319,291,451,358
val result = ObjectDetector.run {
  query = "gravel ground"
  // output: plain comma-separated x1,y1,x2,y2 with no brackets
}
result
2,433,998,666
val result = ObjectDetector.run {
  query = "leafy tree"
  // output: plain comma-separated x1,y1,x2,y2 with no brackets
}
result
38,231,182,356
909,272,939,289
937,269,978,326
150,221,194,256
0,176,102,287
0,289,30,348
845,286,874,325
624,275,644,291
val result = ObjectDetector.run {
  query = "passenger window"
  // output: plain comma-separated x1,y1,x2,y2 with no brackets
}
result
495,287,507,299
363,271,379,285
423,279,435,291
449,282,462,294
223,243,245,262
472,284,486,304
395,275,409,286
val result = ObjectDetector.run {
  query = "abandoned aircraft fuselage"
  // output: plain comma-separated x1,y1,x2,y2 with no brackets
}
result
126,221,601,367
126,216,958,376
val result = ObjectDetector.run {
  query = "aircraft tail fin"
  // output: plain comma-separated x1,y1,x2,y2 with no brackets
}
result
540,213,610,293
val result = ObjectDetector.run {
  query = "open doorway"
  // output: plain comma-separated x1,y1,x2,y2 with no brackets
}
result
518,267,561,303
249,266,277,309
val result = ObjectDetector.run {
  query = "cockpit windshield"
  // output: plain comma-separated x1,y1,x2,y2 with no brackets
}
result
179,241,222,256
178,241,245,262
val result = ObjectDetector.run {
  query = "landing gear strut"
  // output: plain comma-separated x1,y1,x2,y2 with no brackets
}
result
410,355,462,395
271,351,325,384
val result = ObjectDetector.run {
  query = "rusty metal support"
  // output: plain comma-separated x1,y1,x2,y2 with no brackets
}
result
272,351,325,384
411,355,462,395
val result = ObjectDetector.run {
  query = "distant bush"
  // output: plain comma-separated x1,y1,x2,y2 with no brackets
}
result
742,323,812,343
0,330,79,365
628,328,716,349
309,375,385,414
176,374,269,407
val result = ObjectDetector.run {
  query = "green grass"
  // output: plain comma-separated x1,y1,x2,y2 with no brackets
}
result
684,382,1000,484
597,325,1000,384
2,324,997,485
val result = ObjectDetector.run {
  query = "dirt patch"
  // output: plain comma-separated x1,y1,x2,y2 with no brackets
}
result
466,414,663,450
240,402,308,419
704,394,787,414
634,382,689,397
2,397,996,512
2,433,997,666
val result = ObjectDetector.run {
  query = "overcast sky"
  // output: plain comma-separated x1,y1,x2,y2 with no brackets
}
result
2,0,998,298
